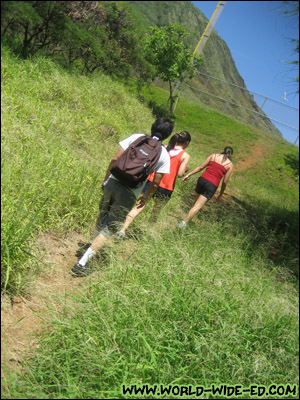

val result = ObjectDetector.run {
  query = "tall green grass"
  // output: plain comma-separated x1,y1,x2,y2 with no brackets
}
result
2,211,299,398
1,45,299,398
1,46,154,293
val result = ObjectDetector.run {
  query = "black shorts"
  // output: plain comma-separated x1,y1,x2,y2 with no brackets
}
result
142,180,173,200
195,177,217,200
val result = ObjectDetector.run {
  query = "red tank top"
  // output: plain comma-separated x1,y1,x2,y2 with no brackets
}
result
201,154,231,187
148,149,185,191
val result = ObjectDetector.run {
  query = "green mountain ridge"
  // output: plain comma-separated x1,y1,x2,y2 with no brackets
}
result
129,0,282,138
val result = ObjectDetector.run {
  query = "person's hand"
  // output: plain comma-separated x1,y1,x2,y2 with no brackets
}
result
182,174,190,183
136,196,146,209
216,194,224,202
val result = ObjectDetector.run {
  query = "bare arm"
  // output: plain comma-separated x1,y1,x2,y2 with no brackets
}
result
217,165,233,200
136,172,164,208
102,146,124,190
182,155,212,182
177,153,190,178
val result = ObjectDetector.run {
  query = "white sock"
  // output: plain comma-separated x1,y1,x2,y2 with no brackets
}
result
178,220,187,229
78,247,96,267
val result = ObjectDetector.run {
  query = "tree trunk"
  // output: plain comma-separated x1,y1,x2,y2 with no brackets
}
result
22,23,31,58
169,81,174,114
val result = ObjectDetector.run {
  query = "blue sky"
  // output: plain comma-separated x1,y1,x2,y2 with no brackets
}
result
192,1,299,145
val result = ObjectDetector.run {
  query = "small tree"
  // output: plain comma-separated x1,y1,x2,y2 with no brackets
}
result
144,24,202,114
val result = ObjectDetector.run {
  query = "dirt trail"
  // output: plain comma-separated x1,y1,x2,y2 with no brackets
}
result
219,140,265,200
1,140,266,378
234,141,264,173
1,232,92,377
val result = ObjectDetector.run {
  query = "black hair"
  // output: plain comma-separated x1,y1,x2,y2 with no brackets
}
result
221,146,234,162
166,131,191,151
151,117,174,142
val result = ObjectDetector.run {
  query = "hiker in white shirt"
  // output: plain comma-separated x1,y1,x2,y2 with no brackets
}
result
71,118,174,277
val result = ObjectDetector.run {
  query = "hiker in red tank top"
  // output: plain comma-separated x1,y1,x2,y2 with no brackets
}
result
117,132,191,238
178,147,234,230
201,153,233,187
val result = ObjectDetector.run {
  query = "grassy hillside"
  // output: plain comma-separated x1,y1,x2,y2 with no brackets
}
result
1,46,299,398
1,45,155,293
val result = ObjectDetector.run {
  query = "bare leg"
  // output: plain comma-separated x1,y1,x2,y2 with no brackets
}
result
184,194,208,223
90,232,108,253
75,232,108,268
72,231,109,275
119,204,146,234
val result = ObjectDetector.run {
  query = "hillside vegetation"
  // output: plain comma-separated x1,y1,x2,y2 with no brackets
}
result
1,46,299,398
129,0,282,137
1,0,282,138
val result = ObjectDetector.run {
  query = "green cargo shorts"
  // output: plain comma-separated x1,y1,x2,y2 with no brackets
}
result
95,177,136,237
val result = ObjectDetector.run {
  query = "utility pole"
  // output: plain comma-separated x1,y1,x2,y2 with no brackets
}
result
192,1,227,59
173,1,227,111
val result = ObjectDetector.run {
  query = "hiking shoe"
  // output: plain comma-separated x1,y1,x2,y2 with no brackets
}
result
178,220,187,230
115,231,126,241
70,262,90,277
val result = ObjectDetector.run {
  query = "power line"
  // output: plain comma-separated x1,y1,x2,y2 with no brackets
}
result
179,72,299,145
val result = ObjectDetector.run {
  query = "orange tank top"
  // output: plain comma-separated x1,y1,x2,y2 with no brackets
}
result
147,149,185,192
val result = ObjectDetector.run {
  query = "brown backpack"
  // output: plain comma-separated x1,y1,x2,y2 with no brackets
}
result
110,135,162,188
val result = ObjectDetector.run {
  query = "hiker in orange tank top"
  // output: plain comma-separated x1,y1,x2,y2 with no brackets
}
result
178,147,234,229
117,131,191,238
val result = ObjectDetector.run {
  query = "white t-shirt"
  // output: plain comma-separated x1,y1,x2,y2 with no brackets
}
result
108,133,170,197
